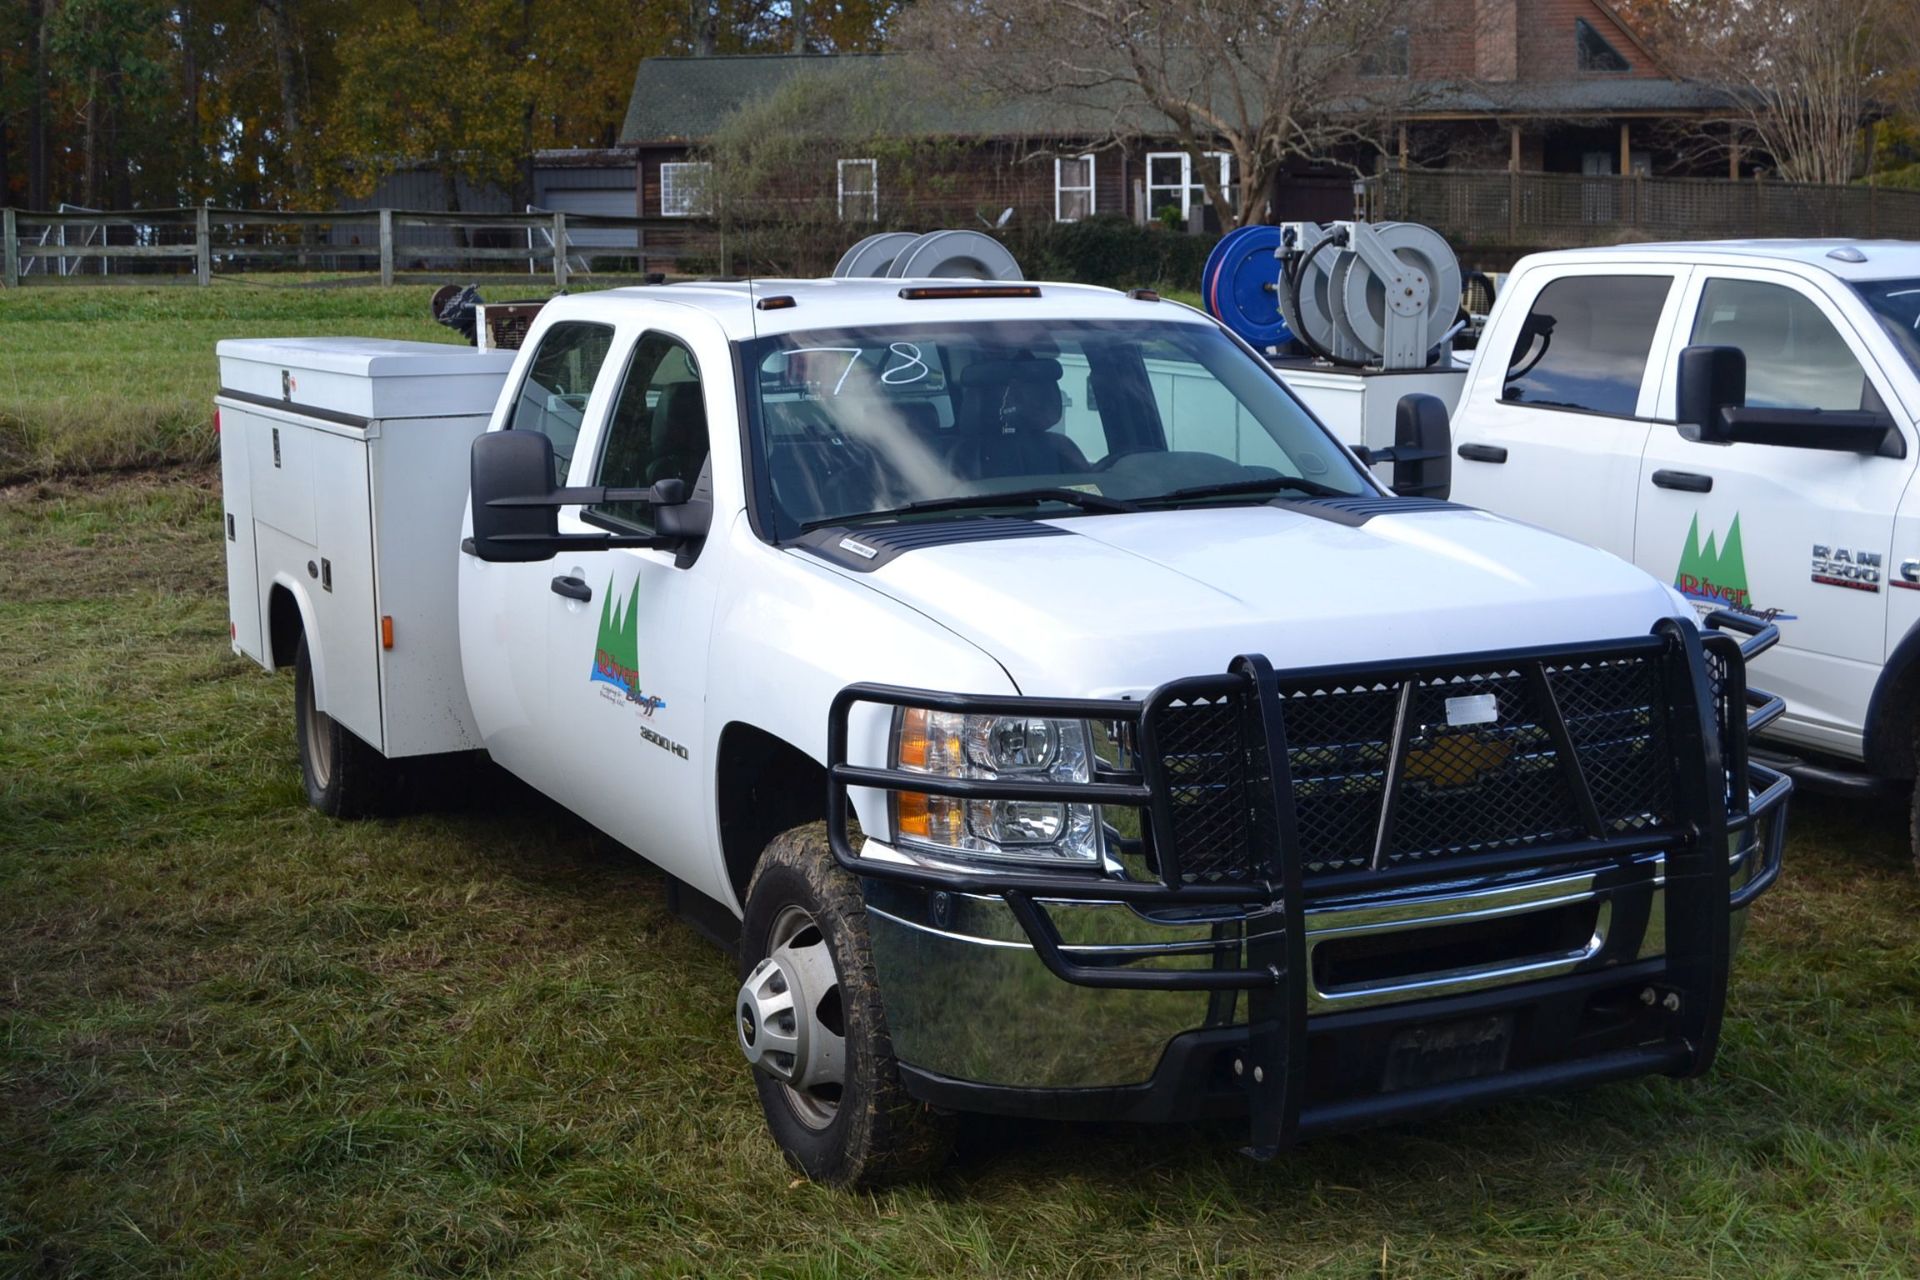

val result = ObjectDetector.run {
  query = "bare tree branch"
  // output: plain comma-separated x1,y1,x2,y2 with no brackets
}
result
896,0,1458,226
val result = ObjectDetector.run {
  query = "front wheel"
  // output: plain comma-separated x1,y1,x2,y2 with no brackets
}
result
736,823,954,1187
1909,778,1920,878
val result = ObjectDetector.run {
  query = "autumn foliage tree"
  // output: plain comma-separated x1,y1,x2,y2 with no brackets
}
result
0,0,903,210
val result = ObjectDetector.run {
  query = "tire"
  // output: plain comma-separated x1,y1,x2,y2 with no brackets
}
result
1910,774,1920,878
736,823,955,1187
294,635,400,819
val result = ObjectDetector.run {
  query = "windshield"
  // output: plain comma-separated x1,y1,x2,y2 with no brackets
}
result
738,318,1370,538
1854,278,1920,376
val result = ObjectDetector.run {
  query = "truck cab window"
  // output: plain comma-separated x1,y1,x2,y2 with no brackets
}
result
591,333,709,529
1501,275,1670,417
507,321,615,484
1692,278,1870,414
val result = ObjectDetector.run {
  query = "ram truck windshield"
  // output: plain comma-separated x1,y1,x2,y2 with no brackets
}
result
738,318,1370,538
1855,278,1920,379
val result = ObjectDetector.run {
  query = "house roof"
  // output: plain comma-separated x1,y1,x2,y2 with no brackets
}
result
619,55,1149,146
1398,78,1744,119
619,53,1741,148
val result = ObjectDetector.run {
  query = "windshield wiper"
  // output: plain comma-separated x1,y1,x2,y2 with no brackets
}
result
805,487,1140,531
1135,474,1345,506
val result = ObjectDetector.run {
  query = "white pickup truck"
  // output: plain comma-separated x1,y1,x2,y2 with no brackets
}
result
217,275,1788,1187
1446,241,1920,864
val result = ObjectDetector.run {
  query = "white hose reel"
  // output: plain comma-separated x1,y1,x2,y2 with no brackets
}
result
1276,221,1462,371
832,229,1024,281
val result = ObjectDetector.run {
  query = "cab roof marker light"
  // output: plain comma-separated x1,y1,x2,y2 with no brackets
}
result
898,285,1043,300
1126,288,1161,301
1828,246,1868,264
755,294,797,311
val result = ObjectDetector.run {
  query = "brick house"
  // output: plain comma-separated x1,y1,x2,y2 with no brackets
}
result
614,0,1745,255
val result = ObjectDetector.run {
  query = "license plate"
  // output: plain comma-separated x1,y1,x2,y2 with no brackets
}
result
1381,1014,1514,1092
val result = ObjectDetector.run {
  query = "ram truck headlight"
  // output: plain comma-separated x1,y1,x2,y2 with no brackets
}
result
890,707,1100,866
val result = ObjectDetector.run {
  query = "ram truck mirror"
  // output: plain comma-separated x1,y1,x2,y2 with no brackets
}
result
466,430,713,563
1675,345,1746,441
1676,344,1902,457
1719,406,1905,458
1388,393,1452,499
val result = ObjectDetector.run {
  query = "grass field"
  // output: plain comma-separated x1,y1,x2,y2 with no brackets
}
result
0,279,580,486
3,286,1920,1277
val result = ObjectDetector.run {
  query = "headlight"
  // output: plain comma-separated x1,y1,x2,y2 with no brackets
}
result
890,707,1100,866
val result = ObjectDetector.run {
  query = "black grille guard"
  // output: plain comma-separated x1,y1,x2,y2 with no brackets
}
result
826,612,1790,1149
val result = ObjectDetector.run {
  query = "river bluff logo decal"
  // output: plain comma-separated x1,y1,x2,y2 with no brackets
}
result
590,576,666,716
1674,513,1795,622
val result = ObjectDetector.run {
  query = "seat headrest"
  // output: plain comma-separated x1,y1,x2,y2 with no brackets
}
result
652,381,706,453
1003,379,1063,434
959,358,1063,389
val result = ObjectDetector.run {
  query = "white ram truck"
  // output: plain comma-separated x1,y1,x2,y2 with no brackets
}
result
217,276,1788,1186
1446,241,1920,864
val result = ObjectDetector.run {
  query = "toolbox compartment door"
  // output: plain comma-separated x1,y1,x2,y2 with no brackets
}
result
219,410,262,662
309,428,384,752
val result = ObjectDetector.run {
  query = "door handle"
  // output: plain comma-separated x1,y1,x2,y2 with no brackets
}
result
1651,469,1713,493
1457,443,1508,464
550,575,593,602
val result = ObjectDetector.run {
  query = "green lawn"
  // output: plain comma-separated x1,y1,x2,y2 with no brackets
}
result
0,280,582,486
2,284,1919,1277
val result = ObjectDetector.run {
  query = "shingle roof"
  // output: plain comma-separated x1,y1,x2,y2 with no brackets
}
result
622,55,1185,145
1398,78,1744,117
619,54,1740,147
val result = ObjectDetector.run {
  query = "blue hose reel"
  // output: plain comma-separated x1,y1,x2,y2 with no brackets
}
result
1202,224,1293,348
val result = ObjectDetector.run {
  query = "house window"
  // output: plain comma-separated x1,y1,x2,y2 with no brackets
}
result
1145,151,1233,223
1575,18,1630,72
1055,155,1095,222
1360,28,1410,78
838,158,877,222
660,162,712,217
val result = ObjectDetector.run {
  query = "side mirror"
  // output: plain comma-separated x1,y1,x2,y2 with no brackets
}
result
470,429,561,562
1389,393,1452,499
1677,344,1902,457
1676,344,1746,441
466,431,714,563
1720,406,1904,458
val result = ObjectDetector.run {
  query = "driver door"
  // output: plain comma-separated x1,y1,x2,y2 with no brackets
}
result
460,319,617,804
1636,269,1913,751
544,330,720,882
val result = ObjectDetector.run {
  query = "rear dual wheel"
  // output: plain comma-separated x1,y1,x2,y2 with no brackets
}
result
736,823,954,1187
294,635,401,818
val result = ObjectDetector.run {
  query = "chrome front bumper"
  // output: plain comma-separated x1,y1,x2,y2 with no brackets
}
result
865,837,1766,1090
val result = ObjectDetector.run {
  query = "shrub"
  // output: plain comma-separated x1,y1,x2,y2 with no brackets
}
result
1005,216,1219,292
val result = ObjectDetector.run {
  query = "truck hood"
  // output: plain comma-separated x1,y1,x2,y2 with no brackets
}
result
834,504,1684,696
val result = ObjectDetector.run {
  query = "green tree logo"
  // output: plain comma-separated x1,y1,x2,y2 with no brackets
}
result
590,576,643,694
1675,513,1750,609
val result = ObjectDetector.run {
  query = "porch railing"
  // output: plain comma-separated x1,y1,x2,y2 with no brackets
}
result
1359,170,1920,250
